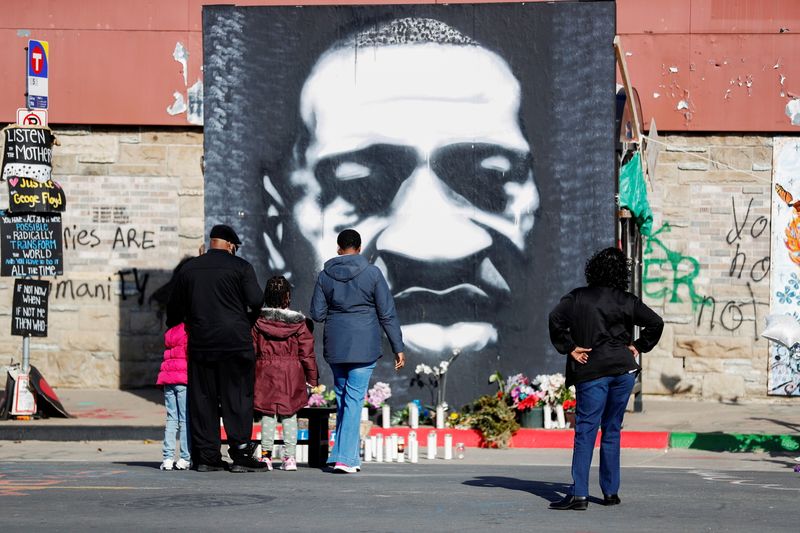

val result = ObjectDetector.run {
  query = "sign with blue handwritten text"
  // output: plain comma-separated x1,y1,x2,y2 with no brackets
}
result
0,212,63,277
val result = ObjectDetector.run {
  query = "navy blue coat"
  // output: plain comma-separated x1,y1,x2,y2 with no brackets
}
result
310,254,404,364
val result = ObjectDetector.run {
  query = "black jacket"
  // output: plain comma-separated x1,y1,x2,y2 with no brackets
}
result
166,249,263,356
548,286,664,387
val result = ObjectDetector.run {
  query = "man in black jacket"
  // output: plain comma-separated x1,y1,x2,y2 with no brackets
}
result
167,224,267,472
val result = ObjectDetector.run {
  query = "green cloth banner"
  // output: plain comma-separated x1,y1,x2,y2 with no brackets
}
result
618,151,653,236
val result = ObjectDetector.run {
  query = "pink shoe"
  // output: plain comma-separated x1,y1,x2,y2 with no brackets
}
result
333,462,358,474
280,456,297,471
259,455,273,471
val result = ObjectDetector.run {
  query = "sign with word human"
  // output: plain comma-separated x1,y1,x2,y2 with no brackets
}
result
0,212,63,277
27,39,49,109
1,126,55,182
7,177,66,213
12,279,50,337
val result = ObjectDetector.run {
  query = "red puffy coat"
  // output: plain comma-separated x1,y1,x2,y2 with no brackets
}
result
252,307,318,416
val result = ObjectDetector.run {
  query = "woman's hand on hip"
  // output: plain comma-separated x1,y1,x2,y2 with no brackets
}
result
628,344,639,357
394,352,406,371
570,346,591,364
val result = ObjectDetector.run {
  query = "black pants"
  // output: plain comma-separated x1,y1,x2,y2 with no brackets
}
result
188,350,255,465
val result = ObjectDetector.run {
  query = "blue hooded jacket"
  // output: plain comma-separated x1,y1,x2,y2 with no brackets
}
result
310,254,404,364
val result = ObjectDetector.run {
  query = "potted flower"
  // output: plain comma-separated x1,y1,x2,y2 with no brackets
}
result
364,381,392,424
562,398,577,428
307,384,336,407
496,372,547,428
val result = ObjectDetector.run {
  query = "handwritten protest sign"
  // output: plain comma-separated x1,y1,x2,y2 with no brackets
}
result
12,279,50,337
1,126,55,182
7,177,66,213
0,212,63,277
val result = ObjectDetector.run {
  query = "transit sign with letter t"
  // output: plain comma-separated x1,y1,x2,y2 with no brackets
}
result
27,39,49,109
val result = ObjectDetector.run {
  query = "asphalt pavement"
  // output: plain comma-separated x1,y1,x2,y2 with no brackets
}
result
0,447,797,532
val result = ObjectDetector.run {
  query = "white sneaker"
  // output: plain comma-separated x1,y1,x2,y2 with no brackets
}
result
280,457,297,471
259,455,274,471
159,459,174,471
174,458,191,470
333,462,358,474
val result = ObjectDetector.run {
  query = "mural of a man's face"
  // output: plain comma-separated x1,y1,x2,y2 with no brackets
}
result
268,20,539,359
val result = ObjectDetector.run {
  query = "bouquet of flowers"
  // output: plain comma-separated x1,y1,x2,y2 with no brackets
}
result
365,381,392,409
533,373,567,406
489,372,546,412
307,384,336,407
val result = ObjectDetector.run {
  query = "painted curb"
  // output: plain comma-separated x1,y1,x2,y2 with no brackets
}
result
669,432,800,453
368,427,671,449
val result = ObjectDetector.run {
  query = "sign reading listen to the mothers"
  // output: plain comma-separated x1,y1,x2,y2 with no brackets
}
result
7,177,66,213
11,279,50,337
0,212,63,277
1,126,56,182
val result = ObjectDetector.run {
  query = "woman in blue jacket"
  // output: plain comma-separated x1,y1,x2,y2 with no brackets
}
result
311,229,405,473
548,247,663,510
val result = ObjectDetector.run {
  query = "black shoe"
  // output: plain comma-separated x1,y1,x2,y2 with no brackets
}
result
603,494,621,506
195,460,228,472
229,455,269,473
549,495,588,511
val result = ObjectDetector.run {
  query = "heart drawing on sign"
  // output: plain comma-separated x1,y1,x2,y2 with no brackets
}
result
8,177,18,187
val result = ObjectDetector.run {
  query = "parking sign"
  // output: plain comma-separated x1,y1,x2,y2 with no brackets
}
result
27,39,49,109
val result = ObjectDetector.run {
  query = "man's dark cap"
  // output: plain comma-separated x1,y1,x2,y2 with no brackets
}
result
209,224,242,245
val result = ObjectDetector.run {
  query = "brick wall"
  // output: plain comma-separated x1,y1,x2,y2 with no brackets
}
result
642,134,774,400
0,126,204,388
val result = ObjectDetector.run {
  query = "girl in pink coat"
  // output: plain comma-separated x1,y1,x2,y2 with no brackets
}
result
156,322,191,470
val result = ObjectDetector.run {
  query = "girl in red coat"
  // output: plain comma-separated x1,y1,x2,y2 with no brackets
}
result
253,276,318,471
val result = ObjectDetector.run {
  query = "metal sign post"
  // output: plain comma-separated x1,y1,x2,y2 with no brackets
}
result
22,335,30,373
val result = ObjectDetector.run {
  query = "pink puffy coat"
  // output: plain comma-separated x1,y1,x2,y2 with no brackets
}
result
156,323,188,386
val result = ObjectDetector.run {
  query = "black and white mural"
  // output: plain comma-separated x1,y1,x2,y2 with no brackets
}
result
203,2,616,407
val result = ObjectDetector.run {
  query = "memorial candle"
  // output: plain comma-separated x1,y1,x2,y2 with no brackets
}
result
427,430,437,460
443,433,453,460
382,404,391,429
364,438,373,462
376,434,384,462
408,402,419,429
435,405,445,429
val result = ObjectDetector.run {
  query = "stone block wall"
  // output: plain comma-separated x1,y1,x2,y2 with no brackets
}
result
0,126,204,388
642,134,775,400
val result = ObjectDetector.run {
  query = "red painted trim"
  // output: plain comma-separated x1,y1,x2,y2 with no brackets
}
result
223,424,670,448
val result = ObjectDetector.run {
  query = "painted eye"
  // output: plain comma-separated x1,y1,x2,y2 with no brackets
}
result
333,162,371,181
480,155,512,173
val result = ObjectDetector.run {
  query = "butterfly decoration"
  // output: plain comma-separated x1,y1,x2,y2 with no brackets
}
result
776,183,800,211
777,183,800,265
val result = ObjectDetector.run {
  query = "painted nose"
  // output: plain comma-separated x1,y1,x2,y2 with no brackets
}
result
376,164,492,261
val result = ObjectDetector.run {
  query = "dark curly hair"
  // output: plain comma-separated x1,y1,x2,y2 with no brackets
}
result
263,276,291,309
585,247,631,291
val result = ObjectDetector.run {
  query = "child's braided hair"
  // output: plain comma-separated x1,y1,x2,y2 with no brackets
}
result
263,276,291,309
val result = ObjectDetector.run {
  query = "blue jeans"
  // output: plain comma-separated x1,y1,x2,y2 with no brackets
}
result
163,384,191,461
327,361,377,467
571,372,636,497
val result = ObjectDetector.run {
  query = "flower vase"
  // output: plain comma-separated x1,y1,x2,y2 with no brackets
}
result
543,404,553,429
565,411,576,429
555,404,566,429
519,406,544,428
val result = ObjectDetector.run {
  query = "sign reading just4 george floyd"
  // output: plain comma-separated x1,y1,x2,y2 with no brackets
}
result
0,211,63,277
